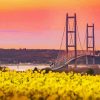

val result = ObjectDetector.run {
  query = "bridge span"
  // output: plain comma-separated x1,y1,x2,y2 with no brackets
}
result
50,13,96,71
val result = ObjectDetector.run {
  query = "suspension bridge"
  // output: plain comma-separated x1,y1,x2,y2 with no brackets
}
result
50,13,96,71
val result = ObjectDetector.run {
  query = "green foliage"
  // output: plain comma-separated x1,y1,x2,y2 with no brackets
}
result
33,67,39,72
0,66,10,72
86,68,94,75
41,67,51,73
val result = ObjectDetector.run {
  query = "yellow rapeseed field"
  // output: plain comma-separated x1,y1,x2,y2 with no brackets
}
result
0,70,100,100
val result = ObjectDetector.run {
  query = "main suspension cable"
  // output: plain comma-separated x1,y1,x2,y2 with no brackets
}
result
76,24,84,52
55,26,66,63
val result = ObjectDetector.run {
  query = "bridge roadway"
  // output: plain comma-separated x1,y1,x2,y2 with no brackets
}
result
51,53,95,71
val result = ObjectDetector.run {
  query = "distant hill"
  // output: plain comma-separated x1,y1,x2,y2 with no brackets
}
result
0,49,59,64
0,49,99,64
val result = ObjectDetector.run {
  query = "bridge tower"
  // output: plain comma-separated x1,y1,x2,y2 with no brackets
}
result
66,13,77,67
86,24,95,64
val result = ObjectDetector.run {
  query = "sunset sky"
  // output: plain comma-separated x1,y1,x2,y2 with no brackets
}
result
0,0,99,50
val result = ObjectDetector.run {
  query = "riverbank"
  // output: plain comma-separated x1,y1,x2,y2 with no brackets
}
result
0,63,50,71
0,64,100,74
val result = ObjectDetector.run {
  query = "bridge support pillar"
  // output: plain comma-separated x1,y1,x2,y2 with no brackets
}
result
86,24,95,65
66,13,77,68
